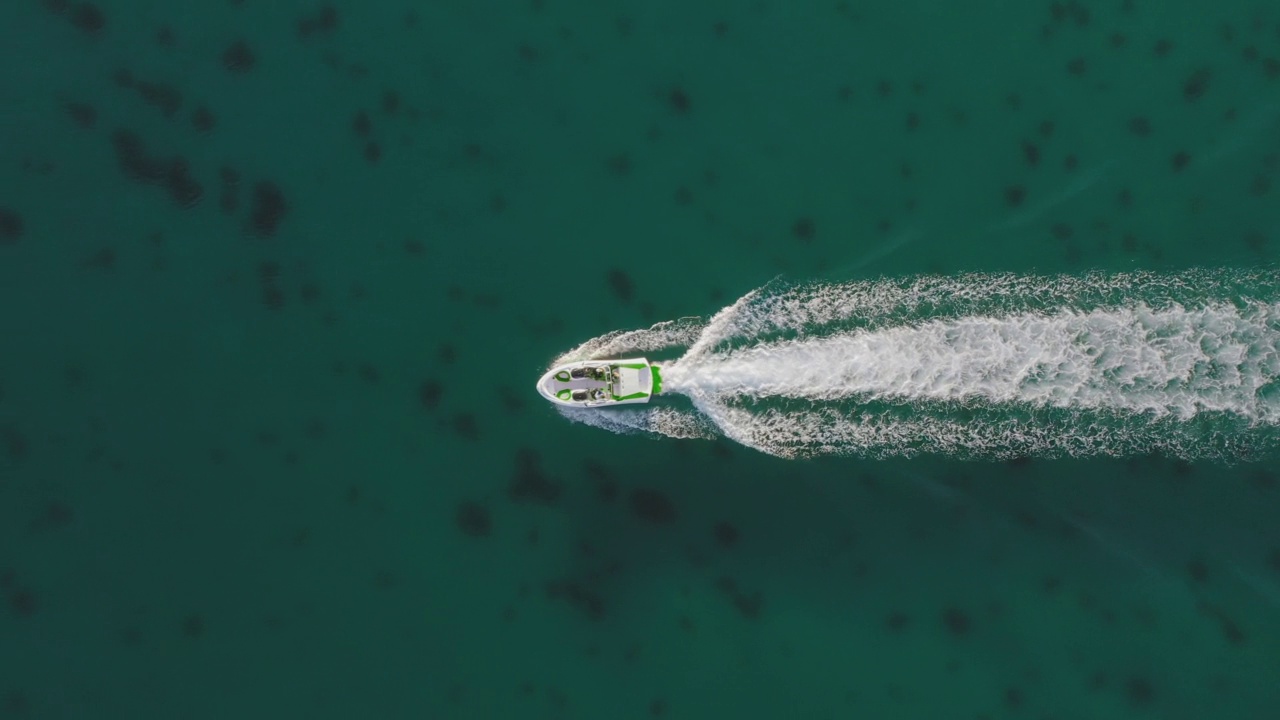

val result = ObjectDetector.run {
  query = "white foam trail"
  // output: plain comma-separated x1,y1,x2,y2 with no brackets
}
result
671,303,1280,419
545,269,1280,460
551,316,705,366
555,405,719,440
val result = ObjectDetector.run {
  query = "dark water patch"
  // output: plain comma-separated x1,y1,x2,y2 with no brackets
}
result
248,181,287,236
1125,675,1154,706
182,613,204,638
352,110,372,137
299,280,322,305
381,90,401,115
356,362,380,384
70,2,106,33
498,385,525,412
2,691,30,715
113,71,183,119
1022,139,1040,167
714,576,763,619
109,130,203,208
1046,1,1090,27
223,40,256,74
1186,558,1209,584
1183,67,1212,102
303,418,327,440
81,247,116,270
155,24,175,47
629,488,676,524
8,587,37,617
0,208,23,245
885,610,909,632
134,78,182,118
1005,185,1026,207
191,105,215,134
1089,669,1109,690
1197,601,1245,645
1000,686,1027,711
297,4,339,39
418,379,443,410
606,268,634,302
712,520,738,548
64,101,96,128
219,166,239,214
455,501,491,537
164,159,203,208
545,578,605,620
793,217,816,242
452,412,479,440
1,425,29,464
258,260,284,309
45,1,107,35
606,153,631,176
1262,57,1280,80
667,87,691,114
583,460,617,502
1249,173,1270,197
941,606,971,636
509,448,561,505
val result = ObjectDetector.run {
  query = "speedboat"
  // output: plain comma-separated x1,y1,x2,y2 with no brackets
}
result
535,358,662,408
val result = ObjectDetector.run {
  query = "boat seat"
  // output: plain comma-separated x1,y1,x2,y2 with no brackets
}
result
571,389,590,401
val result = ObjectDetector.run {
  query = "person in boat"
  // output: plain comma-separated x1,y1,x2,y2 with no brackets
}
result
570,365,611,381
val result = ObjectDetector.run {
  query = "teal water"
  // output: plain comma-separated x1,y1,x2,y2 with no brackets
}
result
1,1,1279,718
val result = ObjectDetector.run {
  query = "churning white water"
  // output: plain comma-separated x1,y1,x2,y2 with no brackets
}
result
547,270,1280,460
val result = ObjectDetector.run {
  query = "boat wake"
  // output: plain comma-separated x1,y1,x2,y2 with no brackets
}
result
544,269,1280,460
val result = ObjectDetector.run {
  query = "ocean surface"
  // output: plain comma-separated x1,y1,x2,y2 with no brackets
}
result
2,1,1279,718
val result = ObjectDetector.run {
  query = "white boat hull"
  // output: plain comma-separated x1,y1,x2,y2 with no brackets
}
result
536,358,662,408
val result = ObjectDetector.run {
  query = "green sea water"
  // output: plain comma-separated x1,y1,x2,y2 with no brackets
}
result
1,1,1279,718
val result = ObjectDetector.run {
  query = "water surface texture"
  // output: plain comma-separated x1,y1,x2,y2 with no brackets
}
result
1,1,1279,719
